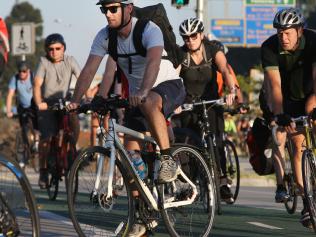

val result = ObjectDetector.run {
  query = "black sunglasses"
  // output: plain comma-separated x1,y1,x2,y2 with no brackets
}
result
100,6,120,14
182,33,199,41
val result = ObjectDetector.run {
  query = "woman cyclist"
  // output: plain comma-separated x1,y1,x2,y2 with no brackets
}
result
176,18,240,204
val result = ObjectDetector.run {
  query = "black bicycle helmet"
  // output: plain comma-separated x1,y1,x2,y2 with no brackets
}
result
45,33,66,50
96,0,133,5
273,8,305,29
179,18,204,36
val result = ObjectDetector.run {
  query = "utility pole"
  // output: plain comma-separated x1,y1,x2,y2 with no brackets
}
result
197,0,209,35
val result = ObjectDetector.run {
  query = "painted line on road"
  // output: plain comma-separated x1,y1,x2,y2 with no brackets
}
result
247,222,283,230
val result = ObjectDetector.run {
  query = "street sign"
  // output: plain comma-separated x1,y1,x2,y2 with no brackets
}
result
211,19,244,45
246,0,295,5
11,23,35,55
245,5,287,46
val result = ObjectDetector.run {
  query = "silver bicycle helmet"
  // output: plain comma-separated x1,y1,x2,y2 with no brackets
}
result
96,0,134,5
179,18,204,36
273,8,305,29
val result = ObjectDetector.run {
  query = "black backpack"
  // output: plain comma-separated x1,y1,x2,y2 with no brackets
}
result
247,117,275,176
108,3,183,73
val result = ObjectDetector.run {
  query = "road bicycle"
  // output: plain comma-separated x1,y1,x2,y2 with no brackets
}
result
45,99,78,200
172,98,243,214
0,154,40,236
272,124,298,214
67,96,216,237
14,109,39,172
294,115,316,232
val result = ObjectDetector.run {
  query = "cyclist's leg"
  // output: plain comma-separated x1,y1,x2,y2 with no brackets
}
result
273,128,289,202
37,110,59,188
140,80,185,183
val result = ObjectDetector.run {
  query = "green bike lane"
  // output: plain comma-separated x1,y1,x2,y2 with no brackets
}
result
33,187,315,237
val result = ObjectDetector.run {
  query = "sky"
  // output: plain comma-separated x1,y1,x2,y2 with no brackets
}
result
0,0,244,75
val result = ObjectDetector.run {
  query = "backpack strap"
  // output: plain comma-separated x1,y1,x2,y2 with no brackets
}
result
108,28,118,62
133,19,148,57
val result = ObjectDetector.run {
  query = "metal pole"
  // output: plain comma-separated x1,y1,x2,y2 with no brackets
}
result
197,0,209,35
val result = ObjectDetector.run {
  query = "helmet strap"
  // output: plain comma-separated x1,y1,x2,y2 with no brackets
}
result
115,4,131,30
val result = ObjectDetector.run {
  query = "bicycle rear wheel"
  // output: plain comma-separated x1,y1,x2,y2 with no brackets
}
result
223,140,240,203
160,145,215,237
302,149,316,232
0,155,40,237
68,146,134,237
284,173,297,214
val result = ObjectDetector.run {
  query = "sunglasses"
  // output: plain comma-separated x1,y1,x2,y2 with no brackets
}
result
19,70,27,73
100,6,120,14
182,33,199,41
48,47,62,52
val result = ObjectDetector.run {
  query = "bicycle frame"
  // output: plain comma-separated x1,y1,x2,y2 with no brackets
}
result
93,117,198,212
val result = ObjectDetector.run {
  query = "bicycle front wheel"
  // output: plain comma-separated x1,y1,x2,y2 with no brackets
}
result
0,155,40,237
224,140,240,203
67,146,134,237
302,149,316,232
160,145,215,237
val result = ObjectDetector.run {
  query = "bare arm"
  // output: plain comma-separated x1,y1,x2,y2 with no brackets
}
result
6,89,15,117
265,69,283,115
33,76,46,110
140,46,163,93
98,56,117,98
129,46,162,106
72,54,103,103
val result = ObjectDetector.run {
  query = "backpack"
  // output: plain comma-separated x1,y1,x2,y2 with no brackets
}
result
108,3,183,72
247,117,275,176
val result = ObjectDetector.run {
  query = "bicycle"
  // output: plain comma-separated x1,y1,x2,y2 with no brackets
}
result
14,108,39,172
291,115,316,232
172,98,240,214
67,96,216,237
45,99,78,200
0,154,40,236
272,124,298,214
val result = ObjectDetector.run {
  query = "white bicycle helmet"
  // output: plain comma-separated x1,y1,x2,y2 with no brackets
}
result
273,8,305,29
179,18,204,36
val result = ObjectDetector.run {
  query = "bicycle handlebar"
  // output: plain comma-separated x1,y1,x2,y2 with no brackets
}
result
182,98,226,112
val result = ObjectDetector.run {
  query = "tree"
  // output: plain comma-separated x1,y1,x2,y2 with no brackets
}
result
0,2,44,95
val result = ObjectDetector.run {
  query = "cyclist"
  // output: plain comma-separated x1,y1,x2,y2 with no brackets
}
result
177,18,239,204
6,61,39,156
33,33,81,189
67,1,185,236
261,7,316,228
236,116,251,155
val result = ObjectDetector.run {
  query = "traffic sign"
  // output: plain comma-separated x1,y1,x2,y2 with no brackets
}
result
11,23,35,55
211,19,244,45
246,0,295,5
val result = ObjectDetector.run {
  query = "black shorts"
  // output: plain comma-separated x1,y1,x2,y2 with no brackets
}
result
124,79,186,132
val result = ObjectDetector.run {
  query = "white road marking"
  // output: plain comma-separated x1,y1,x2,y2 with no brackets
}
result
247,222,283,230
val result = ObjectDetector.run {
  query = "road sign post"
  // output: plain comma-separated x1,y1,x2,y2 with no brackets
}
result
11,22,35,57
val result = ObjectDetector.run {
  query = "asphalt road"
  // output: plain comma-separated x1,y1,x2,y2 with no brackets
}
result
23,162,316,237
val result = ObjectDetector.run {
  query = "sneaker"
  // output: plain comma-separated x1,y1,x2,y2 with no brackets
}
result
220,185,234,204
38,170,48,189
300,208,313,229
157,155,179,183
275,186,290,203
127,220,158,237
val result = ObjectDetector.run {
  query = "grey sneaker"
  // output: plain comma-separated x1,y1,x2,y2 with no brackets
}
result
275,186,290,203
127,220,158,237
157,155,179,183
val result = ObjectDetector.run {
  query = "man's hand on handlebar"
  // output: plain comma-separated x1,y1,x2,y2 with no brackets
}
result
38,102,48,111
275,113,296,133
129,89,148,107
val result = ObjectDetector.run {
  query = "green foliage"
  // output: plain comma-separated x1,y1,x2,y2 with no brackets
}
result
0,2,45,95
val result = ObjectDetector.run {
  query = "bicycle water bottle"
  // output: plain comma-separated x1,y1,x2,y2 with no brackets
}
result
129,150,148,180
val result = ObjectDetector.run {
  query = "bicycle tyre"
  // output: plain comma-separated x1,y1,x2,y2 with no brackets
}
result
0,155,41,237
47,172,59,201
63,134,78,194
160,145,215,237
302,149,316,232
223,139,240,203
284,173,297,214
67,146,134,237
207,136,222,215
